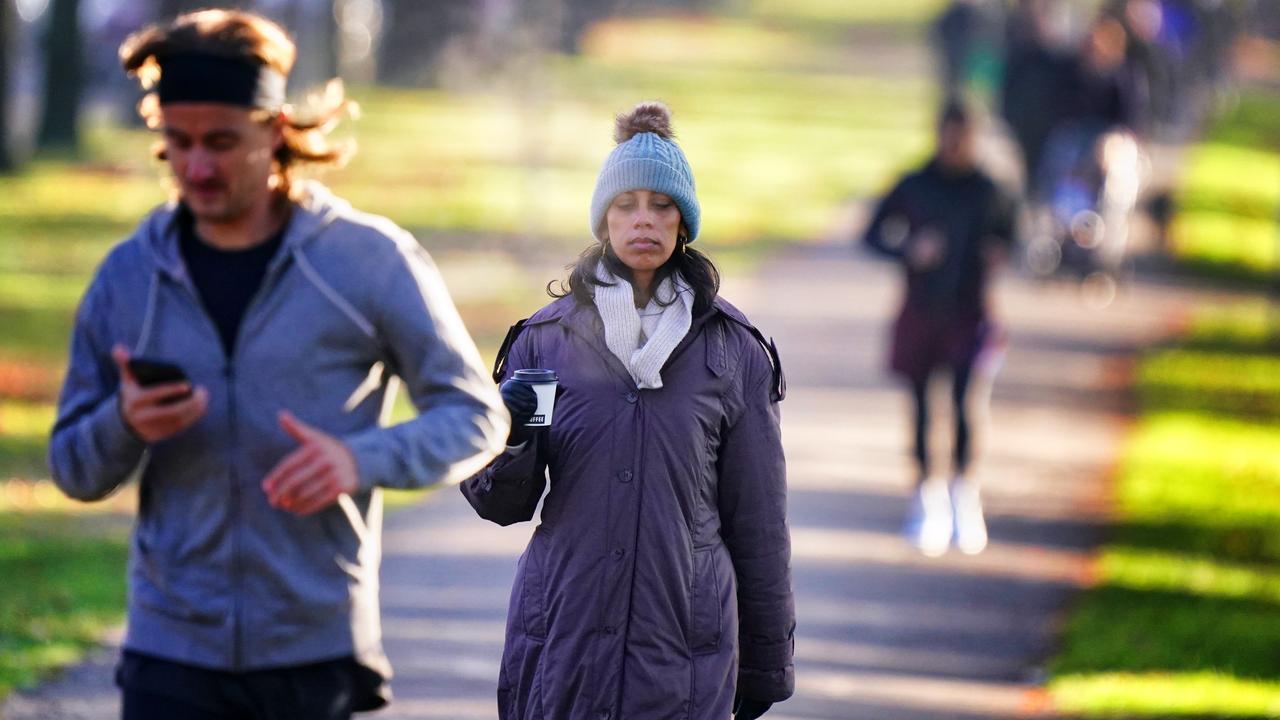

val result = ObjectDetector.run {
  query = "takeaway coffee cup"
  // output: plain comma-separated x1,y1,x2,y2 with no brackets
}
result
514,369,558,427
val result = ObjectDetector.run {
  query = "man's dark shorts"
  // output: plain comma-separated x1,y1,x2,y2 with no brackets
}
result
117,651,381,720
890,305,990,383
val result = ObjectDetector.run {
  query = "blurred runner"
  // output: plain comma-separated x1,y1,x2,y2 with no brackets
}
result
861,99,1016,556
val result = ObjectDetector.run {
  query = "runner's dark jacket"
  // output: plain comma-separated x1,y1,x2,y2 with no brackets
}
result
864,160,1015,317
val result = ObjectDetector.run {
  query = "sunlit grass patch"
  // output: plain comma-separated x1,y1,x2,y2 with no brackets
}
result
1171,91,1280,279
0,273,88,313
1188,299,1280,344
1140,348,1280,418
1050,303,1280,716
0,162,161,225
1170,211,1277,278
747,0,946,27
0,509,128,695
1101,546,1280,604
1054,672,1280,718
0,401,54,441
581,16,834,70
1118,413,1280,528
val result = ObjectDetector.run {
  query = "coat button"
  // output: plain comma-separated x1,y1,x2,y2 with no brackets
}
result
613,547,625,559
617,470,633,483
624,392,637,403
603,625,615,635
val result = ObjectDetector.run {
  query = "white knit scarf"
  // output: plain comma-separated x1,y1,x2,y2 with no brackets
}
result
592,261,693,389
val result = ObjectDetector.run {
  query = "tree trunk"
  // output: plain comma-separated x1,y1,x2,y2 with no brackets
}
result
36,0,83,153
376,0,476,86
281,0,339,92
158,0,206,21
0,0,14,171
156,0,252,22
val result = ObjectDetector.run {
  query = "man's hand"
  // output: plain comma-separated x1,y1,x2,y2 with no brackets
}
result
112,345,208,443
262,411,359,515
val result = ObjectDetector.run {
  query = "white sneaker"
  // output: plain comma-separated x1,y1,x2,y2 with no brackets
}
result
950,477,989,555
904,480,953,557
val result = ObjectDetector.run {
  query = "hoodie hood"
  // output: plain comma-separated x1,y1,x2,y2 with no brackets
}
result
139,179,348,281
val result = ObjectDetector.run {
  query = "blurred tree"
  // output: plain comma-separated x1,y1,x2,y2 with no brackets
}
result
157,0,252,20
279,0,339,92
0,0,14,171
36,0,83,153
376,0,475,86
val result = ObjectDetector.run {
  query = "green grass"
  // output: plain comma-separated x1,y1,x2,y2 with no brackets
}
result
746,0,946,27
1050,302,1280,717
0,488,132,696
1170,91,1280,281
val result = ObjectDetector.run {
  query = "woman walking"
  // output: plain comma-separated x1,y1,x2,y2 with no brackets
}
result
462,102,794,720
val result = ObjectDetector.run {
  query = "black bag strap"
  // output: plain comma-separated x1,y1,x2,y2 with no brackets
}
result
492,318,528,384
721,315,786,402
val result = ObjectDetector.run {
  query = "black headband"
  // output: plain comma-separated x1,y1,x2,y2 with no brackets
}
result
156,53,286,110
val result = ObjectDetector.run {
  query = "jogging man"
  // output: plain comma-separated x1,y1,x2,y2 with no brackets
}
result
48,10,507,718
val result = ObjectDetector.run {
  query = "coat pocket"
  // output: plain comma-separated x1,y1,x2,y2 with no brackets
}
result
131,535,226,626
520,532,549,640
687,547,722,654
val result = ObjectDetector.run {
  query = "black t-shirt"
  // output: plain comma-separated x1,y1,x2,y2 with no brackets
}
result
178,210,286,356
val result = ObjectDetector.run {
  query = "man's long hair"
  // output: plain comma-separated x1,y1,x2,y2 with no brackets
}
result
119,9,353,194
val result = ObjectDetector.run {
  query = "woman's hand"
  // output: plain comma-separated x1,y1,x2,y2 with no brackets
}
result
733,693,773,719
500,379,538,446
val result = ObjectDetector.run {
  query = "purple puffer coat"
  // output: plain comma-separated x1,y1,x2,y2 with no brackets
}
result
461,294,794,720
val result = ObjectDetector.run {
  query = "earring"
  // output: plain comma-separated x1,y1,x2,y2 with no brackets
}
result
678,234,688,254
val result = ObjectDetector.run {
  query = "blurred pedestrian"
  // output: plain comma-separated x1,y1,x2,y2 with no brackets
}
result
462,101,795,720
932,0,1006,99
1032,14,1148,221
48,10,507,719
862,99,1016,556
1062,15,1148,135
1000,0,1074,199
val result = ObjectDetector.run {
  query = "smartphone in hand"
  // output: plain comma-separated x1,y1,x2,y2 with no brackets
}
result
127,357,192,402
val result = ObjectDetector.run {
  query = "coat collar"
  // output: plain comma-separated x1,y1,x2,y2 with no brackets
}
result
545,294,729,389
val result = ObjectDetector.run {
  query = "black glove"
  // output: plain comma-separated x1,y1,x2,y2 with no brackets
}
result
500,379,538,446
733,693,772,720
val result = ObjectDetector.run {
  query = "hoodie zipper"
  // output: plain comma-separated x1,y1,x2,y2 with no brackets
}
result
166,237,297,671
160,270,249,668
147,195,335,671
223,240,301,670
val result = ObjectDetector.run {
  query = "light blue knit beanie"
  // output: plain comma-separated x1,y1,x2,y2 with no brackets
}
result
590,102,700,242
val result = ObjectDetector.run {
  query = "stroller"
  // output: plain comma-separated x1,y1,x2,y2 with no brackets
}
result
1023,121,1145,306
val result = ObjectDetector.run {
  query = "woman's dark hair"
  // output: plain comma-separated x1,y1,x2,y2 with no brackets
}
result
548,240,720,314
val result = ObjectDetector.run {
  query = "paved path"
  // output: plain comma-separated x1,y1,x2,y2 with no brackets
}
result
4,239,1196,720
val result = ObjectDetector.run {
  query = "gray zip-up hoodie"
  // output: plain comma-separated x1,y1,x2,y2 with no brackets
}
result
48,181,507,701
